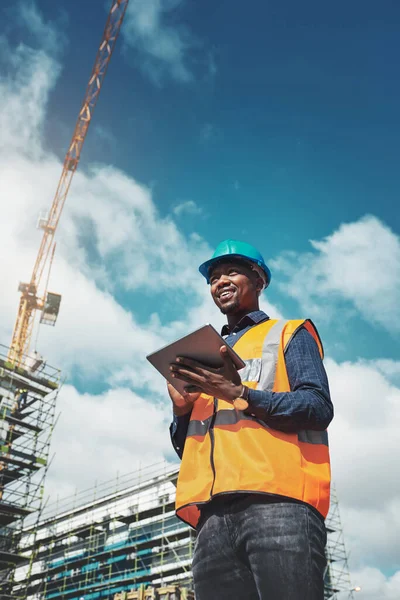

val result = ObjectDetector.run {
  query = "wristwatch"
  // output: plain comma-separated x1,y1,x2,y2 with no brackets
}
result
233,385,250,410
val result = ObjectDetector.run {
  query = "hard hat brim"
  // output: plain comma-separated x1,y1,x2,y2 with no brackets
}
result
199,254,271,288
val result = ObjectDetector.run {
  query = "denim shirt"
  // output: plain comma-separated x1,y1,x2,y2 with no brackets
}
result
169,311,333,459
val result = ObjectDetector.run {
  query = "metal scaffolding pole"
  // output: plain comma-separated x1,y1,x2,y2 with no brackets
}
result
324,486,355,600
0,343,60,599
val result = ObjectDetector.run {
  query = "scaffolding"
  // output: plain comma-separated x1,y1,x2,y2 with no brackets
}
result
324,486,355,600
0,343,60,599
13,463,195,599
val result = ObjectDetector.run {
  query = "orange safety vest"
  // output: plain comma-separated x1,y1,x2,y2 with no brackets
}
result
175,319,331,529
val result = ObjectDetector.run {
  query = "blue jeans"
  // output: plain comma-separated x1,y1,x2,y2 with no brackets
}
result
192,495,327,600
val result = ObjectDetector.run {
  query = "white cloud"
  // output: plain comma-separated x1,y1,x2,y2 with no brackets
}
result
58,165,211,296
16,0,66,54
373,359,400,385
271,215,400,333
46,384,175,500
173,200,202,217
93,124,117,149
0,40,59,156
349,567,400,600
325,357,400,575
123,0,195,84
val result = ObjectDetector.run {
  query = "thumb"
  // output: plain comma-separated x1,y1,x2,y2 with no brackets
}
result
220,344,241,383
220,344,231,365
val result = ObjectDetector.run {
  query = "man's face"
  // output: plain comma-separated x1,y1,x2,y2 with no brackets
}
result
209,260,261,315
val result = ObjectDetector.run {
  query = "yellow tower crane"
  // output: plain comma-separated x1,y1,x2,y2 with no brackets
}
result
8,0,130,368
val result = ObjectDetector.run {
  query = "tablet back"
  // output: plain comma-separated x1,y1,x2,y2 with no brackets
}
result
146,324,245,396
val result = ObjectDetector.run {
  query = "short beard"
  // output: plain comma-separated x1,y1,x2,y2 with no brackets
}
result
219,298,240,315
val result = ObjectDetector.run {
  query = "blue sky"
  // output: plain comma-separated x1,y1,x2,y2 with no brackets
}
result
1,1,400,597
15,0,399,359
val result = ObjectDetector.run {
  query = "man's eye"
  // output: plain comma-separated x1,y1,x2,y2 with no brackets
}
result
228,270,238,275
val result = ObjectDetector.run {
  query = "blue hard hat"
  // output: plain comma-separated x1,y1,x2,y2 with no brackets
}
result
199,239,271,288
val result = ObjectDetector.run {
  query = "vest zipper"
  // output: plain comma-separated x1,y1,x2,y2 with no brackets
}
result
209,397,218,497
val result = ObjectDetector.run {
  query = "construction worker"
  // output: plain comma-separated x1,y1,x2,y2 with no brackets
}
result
168,239,333,600
16,389,28,410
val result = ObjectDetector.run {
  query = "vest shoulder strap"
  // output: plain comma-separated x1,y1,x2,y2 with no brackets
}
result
282,319,324,359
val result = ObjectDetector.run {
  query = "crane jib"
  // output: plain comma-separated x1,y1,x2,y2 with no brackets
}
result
8,0,130,367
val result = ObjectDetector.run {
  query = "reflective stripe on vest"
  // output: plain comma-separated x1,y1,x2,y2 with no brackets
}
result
187,409,329,447
176,319,331,528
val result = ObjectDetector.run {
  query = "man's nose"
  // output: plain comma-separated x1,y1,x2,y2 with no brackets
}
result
216,274,231,289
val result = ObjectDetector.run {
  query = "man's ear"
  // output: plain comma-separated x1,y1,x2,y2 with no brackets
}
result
255,276,264,296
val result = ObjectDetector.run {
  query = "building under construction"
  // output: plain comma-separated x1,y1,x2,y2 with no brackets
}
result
10,462,355,600
13,463,194,599
0,344,60,599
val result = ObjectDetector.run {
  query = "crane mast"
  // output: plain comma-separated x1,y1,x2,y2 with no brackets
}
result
8,0,129,367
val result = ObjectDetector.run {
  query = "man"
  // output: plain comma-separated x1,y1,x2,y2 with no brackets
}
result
16,389,28,411
168,239,333,600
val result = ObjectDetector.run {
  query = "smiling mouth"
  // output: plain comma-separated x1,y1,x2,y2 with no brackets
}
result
218,289,236,301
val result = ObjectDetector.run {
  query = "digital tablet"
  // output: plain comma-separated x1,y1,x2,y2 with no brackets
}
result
146,324,246,396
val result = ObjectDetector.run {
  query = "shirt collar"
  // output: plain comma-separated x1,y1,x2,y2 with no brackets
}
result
221,310,269,336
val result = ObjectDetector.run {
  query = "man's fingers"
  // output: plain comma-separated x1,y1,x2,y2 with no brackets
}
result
171,368,203,384
175,356,204,369
220,345,231,361
174,356,220,373
172,359,201,373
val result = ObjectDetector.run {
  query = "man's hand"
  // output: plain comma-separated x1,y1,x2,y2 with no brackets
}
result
170,346,243,403
167,383,200,417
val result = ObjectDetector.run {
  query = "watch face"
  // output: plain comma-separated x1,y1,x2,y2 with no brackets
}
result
233,398,249,410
